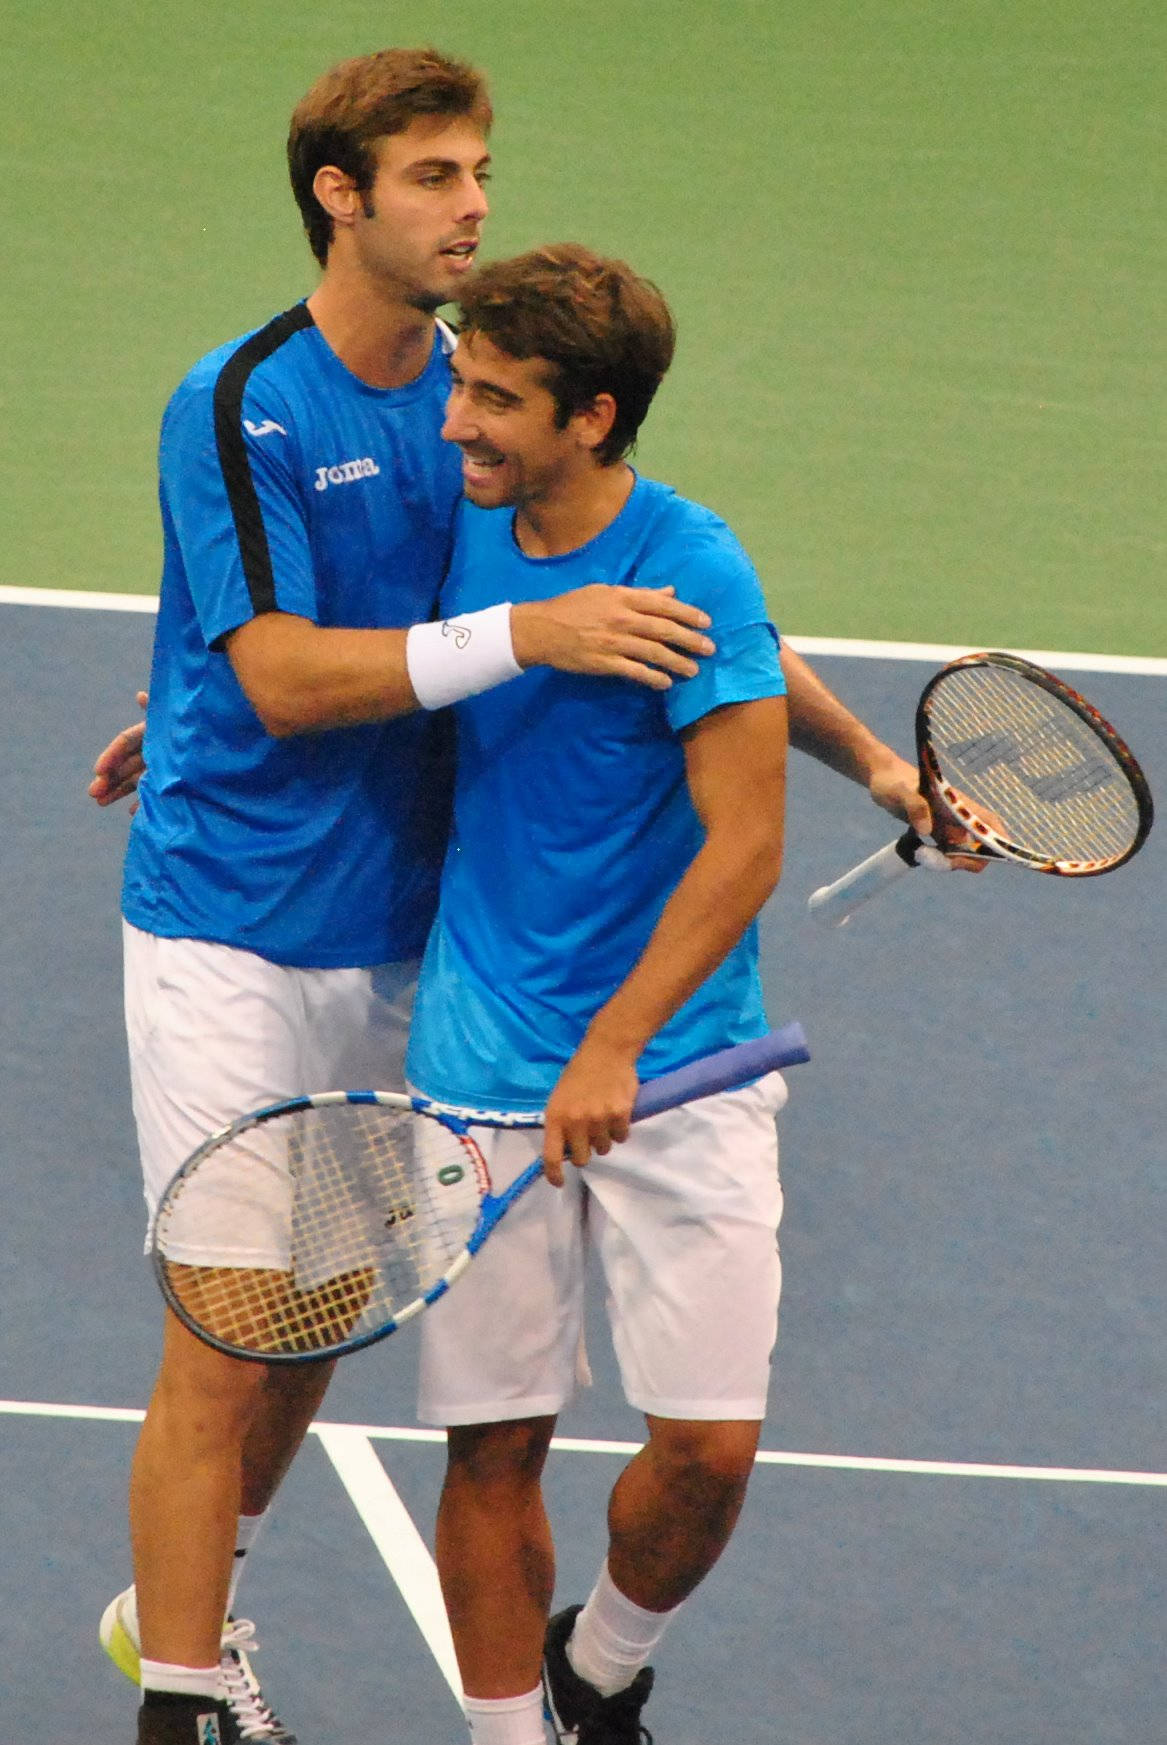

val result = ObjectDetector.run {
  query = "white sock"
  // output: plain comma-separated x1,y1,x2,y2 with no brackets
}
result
462,1686,547,1744
567,1561,681,1697
139,1657,224,1700
226,1509,267,1614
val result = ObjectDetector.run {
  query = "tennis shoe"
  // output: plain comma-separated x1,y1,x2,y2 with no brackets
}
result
136,1690,241,1744
543,1605,655,1744
100,1586,144,1684
102,1589,298,1742
219,1619,298,1742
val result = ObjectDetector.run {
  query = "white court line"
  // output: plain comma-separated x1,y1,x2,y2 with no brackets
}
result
786,635,1167,678
6,1396,1164,1702
0,585,158,613
314,1423,462,1699
3,1401,1166,1487
0,1399,459,1696
2,585,1164,676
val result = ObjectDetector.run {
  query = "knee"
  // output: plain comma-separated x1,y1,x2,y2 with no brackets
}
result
648,1420,760,1504
445,1417,554,1503
150,1325,268,1445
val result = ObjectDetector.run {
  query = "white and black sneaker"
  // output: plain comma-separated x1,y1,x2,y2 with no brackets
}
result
102,1590,297,1742
542,1605,655,1745
218,1619,298,1742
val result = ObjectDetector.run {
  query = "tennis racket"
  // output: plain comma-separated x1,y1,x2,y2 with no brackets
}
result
809,651,1153,928
152,1021,810,1364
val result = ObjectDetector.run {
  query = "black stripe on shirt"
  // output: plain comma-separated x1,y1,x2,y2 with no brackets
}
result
211,302,315,618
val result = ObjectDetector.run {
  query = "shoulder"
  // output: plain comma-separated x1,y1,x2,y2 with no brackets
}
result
634,480,763,616
163,307,315,449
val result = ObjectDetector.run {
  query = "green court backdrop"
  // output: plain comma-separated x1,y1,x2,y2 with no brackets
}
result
3,0,1163,654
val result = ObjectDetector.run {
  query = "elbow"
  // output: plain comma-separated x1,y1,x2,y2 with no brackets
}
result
245,682,322,740
225,615,329,739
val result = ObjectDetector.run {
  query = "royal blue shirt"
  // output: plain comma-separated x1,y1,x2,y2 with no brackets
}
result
122,306,460,966
406,476,786,1109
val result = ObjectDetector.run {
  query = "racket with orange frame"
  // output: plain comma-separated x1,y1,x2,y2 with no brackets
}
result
808,652,1153,928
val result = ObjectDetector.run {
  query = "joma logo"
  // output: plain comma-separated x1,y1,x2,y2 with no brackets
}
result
314,457,381,492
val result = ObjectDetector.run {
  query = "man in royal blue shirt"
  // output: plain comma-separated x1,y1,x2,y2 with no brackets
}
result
95,54,712,1745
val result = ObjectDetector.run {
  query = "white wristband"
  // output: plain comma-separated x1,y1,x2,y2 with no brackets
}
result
405,603,523,710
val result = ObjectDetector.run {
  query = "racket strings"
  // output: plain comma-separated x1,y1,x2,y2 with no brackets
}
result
925,665,1142,867
156,1103,488,1357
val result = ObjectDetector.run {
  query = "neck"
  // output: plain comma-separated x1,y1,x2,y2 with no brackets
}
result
306,271,436,389
514,463,635,558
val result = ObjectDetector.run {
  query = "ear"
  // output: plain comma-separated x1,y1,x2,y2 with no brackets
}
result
570,393,618,456
311,164,364,233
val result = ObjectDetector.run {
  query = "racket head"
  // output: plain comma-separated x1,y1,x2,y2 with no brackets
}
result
151,1091,495,1365
152,1025,813,1365
915,651,1153,875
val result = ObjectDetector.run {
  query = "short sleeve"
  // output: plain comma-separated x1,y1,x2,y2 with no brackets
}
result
159,376,318,650
634,525,786,735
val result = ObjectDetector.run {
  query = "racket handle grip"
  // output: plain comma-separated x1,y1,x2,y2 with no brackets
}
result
808,829,947,928
631,1021,810,1119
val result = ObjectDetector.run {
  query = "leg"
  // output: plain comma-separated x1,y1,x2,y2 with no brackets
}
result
544,1419,760,1740
417,1127,586,1738
547,1075,783,1731
607,1414,760,1609
436,1417,558,1699
239,1358,336,1517
130,1309,272,1667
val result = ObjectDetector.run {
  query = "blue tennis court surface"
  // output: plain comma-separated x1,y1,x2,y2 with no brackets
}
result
1,600,1163,1743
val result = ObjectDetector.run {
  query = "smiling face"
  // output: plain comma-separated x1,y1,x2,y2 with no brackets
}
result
329,116,491,312
441,331,614,511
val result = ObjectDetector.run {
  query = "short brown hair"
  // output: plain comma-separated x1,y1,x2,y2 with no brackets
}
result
455,244,676,465
287,47,492,265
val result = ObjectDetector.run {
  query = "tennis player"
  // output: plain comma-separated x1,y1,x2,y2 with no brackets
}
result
96,52,713,1745
399,245,797,1745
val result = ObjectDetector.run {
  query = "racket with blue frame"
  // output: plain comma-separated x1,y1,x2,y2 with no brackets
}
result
152,1022,810,1364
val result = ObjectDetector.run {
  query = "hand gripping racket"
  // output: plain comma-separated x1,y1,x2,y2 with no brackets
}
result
809,651,1153,928
152,1022,810,1364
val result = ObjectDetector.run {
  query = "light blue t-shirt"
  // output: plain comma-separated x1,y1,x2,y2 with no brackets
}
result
406,475,786,1109
122,306,460,967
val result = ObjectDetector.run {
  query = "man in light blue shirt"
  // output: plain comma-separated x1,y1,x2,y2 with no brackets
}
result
410,244,789,1745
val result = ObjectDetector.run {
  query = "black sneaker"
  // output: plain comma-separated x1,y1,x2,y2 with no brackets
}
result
137,1690,241,1744
542,1605,655,1744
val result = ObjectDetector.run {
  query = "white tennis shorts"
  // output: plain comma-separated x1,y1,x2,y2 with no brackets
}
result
418,1070,787,1425
124,921,417,1262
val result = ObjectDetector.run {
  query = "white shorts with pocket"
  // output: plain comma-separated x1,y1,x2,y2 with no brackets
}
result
418,1069,787,1425
124,921,417,1264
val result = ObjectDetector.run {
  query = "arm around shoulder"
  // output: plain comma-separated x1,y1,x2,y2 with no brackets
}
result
225,612,417,737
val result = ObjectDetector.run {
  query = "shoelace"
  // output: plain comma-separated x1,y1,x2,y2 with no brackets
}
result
219,1619,295,1742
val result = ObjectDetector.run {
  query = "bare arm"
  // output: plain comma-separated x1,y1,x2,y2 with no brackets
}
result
781,643,931,831
87,588,716,799
541,694,788,1182
781,643,984,864
221,587,716,737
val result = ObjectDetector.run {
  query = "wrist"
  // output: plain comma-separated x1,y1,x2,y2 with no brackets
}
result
405,603,522,709
581,1012,651,1066
508,600,545,672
